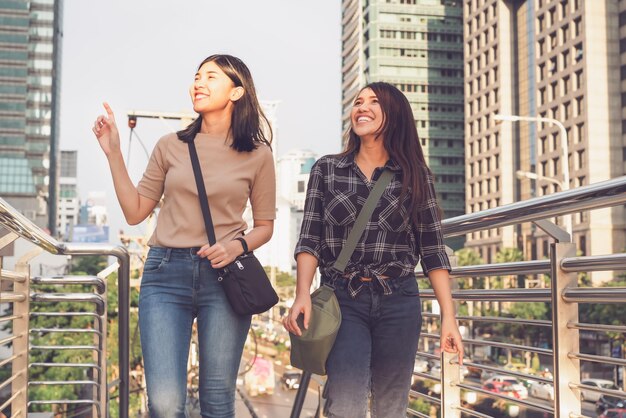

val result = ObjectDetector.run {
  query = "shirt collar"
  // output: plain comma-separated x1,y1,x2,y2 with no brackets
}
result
337,151,402,172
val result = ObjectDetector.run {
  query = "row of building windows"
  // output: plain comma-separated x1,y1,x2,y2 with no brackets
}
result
465,2,497,35
538,70,583,104
469,177,500,197
537,17,582,55
537,44,583,82
467,47,497,78
467,88,498,116
418,120,463,130
380,29,462,43
536,0,580,27
469,157,499,177
466,23,496,54
439,174,465,184
419,138,464,149
379,47,463,61
468,133,499,158
468,199,501,216
394,83,463,95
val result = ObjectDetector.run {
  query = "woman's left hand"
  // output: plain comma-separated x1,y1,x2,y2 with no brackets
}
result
197,241,243,269
440,315,464,365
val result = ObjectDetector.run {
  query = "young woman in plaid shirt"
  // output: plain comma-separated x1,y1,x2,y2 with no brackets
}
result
284,82,464,418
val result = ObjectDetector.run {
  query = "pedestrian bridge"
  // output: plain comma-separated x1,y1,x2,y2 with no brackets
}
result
1,175,626,418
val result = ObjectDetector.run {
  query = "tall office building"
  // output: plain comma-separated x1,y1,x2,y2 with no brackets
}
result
0,0,63,233
464,0,625,280
341,0,466,249
57,150,78,240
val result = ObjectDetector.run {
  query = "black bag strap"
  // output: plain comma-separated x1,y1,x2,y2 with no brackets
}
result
188,139,217,246
333,169,394,273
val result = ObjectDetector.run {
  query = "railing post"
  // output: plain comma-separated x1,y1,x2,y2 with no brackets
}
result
440,351,460,418
551,241,580,416
12,247,42,416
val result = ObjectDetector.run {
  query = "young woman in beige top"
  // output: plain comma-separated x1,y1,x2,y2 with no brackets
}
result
92,54,276,418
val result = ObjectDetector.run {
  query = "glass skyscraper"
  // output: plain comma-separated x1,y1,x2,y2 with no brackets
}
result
0,0,62,234
341,0,466,249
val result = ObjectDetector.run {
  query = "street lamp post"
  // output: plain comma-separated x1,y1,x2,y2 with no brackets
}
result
494,114,572,237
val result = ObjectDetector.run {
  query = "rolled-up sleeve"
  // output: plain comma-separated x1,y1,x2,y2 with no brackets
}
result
294,159,324,260
415,170,451,274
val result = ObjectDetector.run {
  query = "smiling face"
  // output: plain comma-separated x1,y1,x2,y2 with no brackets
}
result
350,87,384,141
189,60,243,115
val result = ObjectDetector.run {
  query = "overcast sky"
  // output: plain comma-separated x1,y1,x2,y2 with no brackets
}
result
59,1,342,239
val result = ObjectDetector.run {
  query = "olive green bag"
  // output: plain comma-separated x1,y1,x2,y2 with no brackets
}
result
289,169,393,375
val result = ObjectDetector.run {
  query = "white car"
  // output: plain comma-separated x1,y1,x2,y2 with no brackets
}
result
580,378,617,402
529,381,554,401
485,375,529,399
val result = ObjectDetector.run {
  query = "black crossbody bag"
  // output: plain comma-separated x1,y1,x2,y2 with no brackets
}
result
188,139,279,316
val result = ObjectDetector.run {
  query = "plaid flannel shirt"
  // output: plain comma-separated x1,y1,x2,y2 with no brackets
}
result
294,153,451,297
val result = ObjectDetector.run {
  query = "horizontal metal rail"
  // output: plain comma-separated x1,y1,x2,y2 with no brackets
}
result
442,175,626,237
0,333,23,346
459,361,553,384
455,406,494,418
406,409,430,418
568,321,626,333
451,260,551,278
441,335,553,356
0,292,27,303
409,389,441,405
420,288,551,301
562,287,626,303
453,315,552,327
0,390,23,413
570,352,626,366
30,328,102,336
30,292,105,315
569,382,626,399
0,354,20,368
561,252,626,273
0,371,23,392
31,275,106,294
30,345,99,351
29,362,101,371
0,314,23,323
29,380,100,386
0,269,27,282
458,383,554,414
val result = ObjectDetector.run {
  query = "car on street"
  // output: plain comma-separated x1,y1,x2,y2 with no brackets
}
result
482,381,522,399
581,378,617,402
280,371,301,390
484,375,528,399
528,381,554,401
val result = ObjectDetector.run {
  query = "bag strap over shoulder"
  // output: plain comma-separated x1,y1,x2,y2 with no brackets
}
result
188,139,217,246
333,169,394,273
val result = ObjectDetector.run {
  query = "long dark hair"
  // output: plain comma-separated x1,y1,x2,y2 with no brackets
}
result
177,54,272,152
342,81,433,225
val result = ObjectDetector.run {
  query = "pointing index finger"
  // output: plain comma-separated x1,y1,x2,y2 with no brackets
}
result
103,102,116,121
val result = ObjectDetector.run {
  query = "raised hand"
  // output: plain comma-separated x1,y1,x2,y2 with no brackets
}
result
92,102,121,157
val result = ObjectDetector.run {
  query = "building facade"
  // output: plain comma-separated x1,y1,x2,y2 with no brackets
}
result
464,0,625,279
0,0,63,233
57,150,78,240
341,0,466,249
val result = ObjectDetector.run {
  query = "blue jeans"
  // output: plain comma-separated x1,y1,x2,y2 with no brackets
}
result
139,247,251,418
323,276,422,418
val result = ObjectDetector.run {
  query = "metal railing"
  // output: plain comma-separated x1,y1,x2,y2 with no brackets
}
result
291,175,626,418
0,197,130,418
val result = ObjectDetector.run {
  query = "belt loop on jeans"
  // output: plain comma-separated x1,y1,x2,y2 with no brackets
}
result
163,248,172,262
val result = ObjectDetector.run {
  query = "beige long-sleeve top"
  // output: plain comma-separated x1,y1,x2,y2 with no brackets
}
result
137,132,276,247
